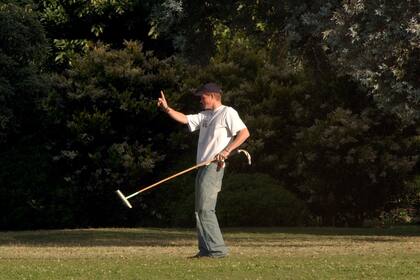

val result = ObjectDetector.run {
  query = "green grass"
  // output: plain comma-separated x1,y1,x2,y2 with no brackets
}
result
0,226,419,279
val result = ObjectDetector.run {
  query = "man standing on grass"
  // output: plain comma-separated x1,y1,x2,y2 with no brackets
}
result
157,83,250,258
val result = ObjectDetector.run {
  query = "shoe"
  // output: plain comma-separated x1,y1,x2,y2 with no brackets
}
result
208,253,227,258
188,252,209,259
188,253,227,259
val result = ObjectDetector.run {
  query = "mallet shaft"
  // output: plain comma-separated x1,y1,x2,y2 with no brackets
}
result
126,159,213,199
116,149,251,208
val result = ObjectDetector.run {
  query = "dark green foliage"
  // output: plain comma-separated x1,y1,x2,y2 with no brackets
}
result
152,0,419,121
0,3,47,143
0,0,418,229
293,107,419,226
217,173,309,226
400,176,420,225
0,3,57,230
157,165,196,228
33,0,174,67
43,42,189,227
180,35,419,226
160,172,309,227
0,146,72,229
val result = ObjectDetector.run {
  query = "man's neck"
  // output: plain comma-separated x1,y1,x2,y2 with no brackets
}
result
211,102,223,111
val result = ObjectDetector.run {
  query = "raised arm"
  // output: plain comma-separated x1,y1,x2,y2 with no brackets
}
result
158,90,188,124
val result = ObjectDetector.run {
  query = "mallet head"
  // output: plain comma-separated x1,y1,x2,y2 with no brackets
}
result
116,189,133,208
237,149,252,165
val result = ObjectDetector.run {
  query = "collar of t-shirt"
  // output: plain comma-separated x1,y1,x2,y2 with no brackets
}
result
202,105,226,127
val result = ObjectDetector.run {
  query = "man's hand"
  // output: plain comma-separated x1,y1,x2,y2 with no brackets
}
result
157,90,169,111
157,90,188,124
215,149,230,162
215,149,230,171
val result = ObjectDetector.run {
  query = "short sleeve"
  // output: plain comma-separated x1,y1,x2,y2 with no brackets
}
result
186,113,203,132
225,107,246,136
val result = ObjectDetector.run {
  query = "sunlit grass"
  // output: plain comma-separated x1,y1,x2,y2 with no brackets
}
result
0,226,419,279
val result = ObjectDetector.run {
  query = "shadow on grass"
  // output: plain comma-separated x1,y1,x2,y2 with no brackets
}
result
0,228,196,247
0,226,418,247
225,226,420,237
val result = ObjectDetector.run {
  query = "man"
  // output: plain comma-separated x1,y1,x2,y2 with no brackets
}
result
158,82,250,258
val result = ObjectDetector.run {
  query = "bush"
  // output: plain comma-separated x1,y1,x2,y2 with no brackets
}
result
217,173,309,226
42,41,188,228
164,172,309,227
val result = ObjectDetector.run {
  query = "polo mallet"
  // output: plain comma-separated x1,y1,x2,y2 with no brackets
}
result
116,149,251,208
237,149,251,165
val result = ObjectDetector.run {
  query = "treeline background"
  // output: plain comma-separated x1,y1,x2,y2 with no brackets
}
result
0,0,419,230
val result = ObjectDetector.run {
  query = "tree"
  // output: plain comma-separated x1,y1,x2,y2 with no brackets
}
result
318,0,419,123
293,106,418,226
0,3,55,229
32,0,174,67
0,2,47,143
43,41,190,227
181,34,419,226
150,0,419,122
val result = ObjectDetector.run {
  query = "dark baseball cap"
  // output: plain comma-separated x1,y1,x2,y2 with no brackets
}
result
194,82,223,96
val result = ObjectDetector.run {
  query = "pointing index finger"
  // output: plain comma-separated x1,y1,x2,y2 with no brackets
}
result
160,90,166,101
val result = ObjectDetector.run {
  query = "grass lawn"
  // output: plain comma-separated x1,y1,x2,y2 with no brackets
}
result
0,226,419,279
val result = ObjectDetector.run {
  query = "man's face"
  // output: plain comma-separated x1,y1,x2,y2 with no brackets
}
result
200,92,214,110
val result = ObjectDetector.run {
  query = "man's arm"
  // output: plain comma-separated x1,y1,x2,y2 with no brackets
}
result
216,127,250,161
164,107,188,124
158,90,188,124
224,127,250,153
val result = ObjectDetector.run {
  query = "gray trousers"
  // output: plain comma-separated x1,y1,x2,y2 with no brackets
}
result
195,163,228,257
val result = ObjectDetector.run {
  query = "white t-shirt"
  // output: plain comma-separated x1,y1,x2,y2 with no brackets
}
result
187,105,247,163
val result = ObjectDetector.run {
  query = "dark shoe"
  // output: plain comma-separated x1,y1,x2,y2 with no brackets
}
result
188,252,228,259
208,254,227,258
188,252,209,259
